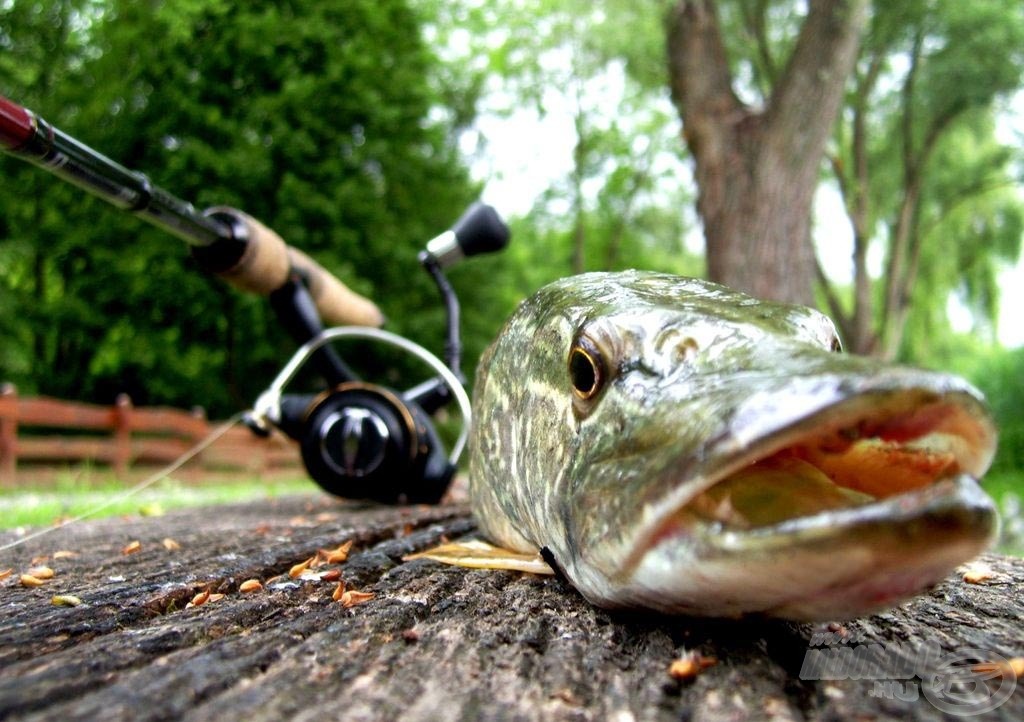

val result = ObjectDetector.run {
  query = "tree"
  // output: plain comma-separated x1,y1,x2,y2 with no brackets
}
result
666,0,869,307
821,0,1024,358
0,0,479,416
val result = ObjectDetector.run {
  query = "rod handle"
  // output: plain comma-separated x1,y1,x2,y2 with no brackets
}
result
209,207,384,328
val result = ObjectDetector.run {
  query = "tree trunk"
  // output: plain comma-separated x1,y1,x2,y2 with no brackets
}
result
1,495,1021,721
666,0,868,307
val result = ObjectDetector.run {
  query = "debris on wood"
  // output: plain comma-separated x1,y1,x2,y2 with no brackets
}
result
52,550,78,560
239,579,263,593
162,538,182,551
339,590,374,608
960,561,996,584
51,595,83,607
0,569,12,581
121,540,142,555
668,653,718,681
288,556,315,579
27,566,54,580
331,581,346,602
187,589,211,608
972,657,1024,679
323,540,353,564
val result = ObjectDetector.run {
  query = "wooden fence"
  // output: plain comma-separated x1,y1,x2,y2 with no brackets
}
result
0,383,301,486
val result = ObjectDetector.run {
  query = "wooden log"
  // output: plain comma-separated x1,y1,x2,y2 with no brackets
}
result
0,496,1020,721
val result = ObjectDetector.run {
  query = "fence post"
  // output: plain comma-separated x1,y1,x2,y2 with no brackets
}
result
190,406,207,469
0,383,17,487
113,394,133,478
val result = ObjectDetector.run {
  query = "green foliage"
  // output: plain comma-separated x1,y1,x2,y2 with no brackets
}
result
839,0,1024,358
0,0,479,416
952,346,1024,476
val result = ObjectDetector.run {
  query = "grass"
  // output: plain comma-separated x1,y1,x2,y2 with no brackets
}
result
0,471,312,531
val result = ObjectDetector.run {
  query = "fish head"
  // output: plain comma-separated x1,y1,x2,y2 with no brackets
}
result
469,271,998,620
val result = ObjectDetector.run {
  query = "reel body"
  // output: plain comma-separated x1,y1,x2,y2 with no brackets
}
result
281,383,453,504
250,202,506,506
250,326,474,506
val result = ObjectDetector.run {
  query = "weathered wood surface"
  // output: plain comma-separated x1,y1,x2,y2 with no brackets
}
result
1,494,1021,721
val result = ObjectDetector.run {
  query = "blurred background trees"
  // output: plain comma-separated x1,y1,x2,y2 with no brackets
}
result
1,0,1023,485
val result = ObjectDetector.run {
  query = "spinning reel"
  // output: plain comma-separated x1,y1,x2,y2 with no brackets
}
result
247,203,509,504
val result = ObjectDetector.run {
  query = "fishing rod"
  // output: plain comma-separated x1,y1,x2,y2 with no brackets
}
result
0,95,381,328
0,94,509,504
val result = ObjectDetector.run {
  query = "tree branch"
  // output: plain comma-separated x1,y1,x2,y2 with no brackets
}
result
666,0,744,151
764,0,869,165
740,0,778,96
814,253,853,343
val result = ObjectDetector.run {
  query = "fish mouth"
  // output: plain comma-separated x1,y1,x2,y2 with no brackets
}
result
670,389,995,533
633,382,998,618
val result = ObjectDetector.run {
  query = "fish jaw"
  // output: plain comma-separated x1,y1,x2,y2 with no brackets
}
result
567,366,998,620
621,473,996,620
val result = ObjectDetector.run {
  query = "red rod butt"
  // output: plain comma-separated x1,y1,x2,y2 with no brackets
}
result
0,96,36,151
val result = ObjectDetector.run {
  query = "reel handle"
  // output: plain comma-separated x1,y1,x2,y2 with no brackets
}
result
201,207,384,328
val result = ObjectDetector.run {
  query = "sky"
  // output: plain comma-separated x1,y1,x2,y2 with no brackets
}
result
466,87,1024,349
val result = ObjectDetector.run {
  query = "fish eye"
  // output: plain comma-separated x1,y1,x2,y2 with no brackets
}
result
568,338,605,400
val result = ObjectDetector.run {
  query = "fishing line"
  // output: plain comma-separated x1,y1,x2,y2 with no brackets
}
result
0,411,247,553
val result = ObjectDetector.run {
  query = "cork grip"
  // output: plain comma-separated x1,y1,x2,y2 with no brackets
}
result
212,208,384,327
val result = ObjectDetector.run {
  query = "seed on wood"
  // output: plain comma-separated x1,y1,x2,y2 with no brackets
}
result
402,629,420,643
52,550,78,560
239,579,263,593
0,569,13,581
962,565,994,584
190,589,211,607
321,569,342,582
51,595,82,607
121,540,142,555
162,538,181,551
668,653,717,680
340,590,375,608
20,574,45,588
972,657,1024,679
325,540,353,564
331,581,347,602
289,556,315,578
207,593,225,603
30,554,49,565
27,566,55,580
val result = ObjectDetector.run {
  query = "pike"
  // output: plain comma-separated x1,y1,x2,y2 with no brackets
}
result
414,271,998,621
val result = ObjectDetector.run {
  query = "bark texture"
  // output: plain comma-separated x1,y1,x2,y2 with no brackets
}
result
0,495,1021,721
667,0,869,307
